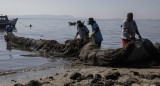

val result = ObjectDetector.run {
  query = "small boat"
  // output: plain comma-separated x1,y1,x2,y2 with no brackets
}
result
0,15,18,28
68,22,76,25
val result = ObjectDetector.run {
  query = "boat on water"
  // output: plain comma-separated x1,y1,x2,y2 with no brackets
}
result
68,21,85,26
68,22,76,25
0,15,18,28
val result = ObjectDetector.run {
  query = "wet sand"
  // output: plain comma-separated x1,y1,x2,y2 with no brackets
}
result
0,65,73,86
0,58,73,86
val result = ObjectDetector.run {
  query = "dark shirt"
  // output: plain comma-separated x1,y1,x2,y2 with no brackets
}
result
6,25,13,32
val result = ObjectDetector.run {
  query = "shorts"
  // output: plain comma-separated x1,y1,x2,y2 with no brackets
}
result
122,39,129,47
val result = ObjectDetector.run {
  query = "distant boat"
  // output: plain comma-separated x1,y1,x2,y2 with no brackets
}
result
68,22,76,25
0,15,18,28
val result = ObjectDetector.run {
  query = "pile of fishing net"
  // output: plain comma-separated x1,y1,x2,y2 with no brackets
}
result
5,33,160,66
79,39,159,66
5,33,88,56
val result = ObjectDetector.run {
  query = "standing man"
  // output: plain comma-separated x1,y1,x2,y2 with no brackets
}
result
74,20,89,41
121,13,142,47
6,23,13,33
88,18,103,47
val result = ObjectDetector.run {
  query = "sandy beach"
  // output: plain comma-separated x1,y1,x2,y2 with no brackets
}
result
0,59,160,86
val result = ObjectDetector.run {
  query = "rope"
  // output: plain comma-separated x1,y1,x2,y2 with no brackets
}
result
17,20,29,27
16,20,37,39
17,19,39,28
17,20,44,39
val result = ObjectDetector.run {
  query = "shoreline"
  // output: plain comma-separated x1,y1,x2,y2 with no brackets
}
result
1,60,160,86
0,62,74,86
0,58,73,86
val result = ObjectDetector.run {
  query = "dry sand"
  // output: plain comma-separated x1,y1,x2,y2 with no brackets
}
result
8,64,160,86
41,66,160,86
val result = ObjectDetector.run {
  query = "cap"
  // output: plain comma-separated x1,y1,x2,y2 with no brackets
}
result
88,18,94,21
77,20,82,24
127,12,133,17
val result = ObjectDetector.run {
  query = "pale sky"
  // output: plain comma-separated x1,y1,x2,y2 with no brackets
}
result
0,0,160,19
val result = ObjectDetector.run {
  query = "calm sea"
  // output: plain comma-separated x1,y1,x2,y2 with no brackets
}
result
0,18,160,73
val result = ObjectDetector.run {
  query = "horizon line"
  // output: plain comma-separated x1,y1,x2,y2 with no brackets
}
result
6,14,160,20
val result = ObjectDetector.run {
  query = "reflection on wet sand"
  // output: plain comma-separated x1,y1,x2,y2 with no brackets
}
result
2,35,71,77
0,28,64,77
6,40,52,58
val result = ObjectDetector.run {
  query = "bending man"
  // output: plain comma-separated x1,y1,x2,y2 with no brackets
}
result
74,20,89,41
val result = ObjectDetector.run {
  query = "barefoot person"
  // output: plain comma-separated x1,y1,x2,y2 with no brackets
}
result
88,18,103,47
121,13,142,47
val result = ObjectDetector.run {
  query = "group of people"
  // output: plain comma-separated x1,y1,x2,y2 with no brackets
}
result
74,18,103,47
74,12,142,48
6,12,142,48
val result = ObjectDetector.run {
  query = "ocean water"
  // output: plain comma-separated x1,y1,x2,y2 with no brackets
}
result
0,18,160,73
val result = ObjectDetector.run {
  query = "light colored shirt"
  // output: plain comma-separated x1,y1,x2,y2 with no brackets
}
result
91,22,103,42
77,25,89,39
121,19,138,40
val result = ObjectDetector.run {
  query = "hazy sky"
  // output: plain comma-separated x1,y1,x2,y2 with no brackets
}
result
0,0,160,19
